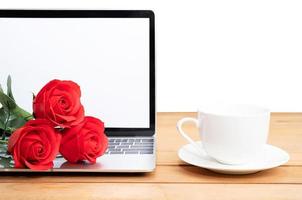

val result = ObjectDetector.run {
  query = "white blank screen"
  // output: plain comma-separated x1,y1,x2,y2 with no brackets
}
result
0,18,150,128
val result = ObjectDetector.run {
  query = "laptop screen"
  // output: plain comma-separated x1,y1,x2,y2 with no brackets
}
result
0,15,152,130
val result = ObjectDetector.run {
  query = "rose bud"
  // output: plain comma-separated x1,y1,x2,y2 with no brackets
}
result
33,79,85,128
60,116,108,163
8,119,61,170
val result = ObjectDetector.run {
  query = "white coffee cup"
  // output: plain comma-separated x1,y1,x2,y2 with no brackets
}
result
177,104,270,165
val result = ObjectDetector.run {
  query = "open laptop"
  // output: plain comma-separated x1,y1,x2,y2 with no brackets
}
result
0,10,156,172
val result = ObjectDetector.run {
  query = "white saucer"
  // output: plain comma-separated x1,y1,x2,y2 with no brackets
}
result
178,141,290,174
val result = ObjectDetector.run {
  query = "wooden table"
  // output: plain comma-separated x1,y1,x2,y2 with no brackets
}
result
1,112,301,200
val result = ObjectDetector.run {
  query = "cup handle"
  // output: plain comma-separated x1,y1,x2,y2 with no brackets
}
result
177,117,205,155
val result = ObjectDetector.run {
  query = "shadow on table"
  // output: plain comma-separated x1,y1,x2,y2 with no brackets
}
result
0,171,149,177
177,163,276,178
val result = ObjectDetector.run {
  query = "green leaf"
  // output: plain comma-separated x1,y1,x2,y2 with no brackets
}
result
0,76,33,135
7,117,26,131
0,84,3,93
0,142,13,168
0,90,17,110
0,108,6,129
6,75,14,100
0,106,32,135
13,106,34,121
0,95,33,134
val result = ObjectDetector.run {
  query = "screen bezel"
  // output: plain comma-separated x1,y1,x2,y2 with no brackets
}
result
0,10,155,136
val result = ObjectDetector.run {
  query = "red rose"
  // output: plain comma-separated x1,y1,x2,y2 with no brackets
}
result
60,116,108,163
8,119,61,170
33,80,85,128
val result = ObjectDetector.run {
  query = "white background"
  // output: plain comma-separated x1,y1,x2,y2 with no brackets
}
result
1,0,302,112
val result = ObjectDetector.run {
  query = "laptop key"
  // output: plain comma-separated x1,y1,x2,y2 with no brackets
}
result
141,139,154,142
134,142,153,145
118,145,130,149
141,142,154,145
110,151,124,154
131,146,153,149
131,149,153,152
123,148,141,152
109,149,122,152
123,152,137,155
120,142,133,145
132,145,153,148
132,144,153,147
139,150,153,154
109,142,120,145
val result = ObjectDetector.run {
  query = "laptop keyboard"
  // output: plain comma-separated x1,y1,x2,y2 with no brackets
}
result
105,138,154,155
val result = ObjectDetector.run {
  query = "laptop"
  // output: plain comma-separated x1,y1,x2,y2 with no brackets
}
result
0,10,156,172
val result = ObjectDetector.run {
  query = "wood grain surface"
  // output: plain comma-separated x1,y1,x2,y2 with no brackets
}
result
1,112,301,200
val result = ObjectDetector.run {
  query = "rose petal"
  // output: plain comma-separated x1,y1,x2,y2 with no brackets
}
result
8,127,23,153
24,159,53,170
60,116,108,164
9,119,61,170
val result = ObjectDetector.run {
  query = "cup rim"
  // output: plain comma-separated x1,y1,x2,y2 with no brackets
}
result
197,104,270,117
